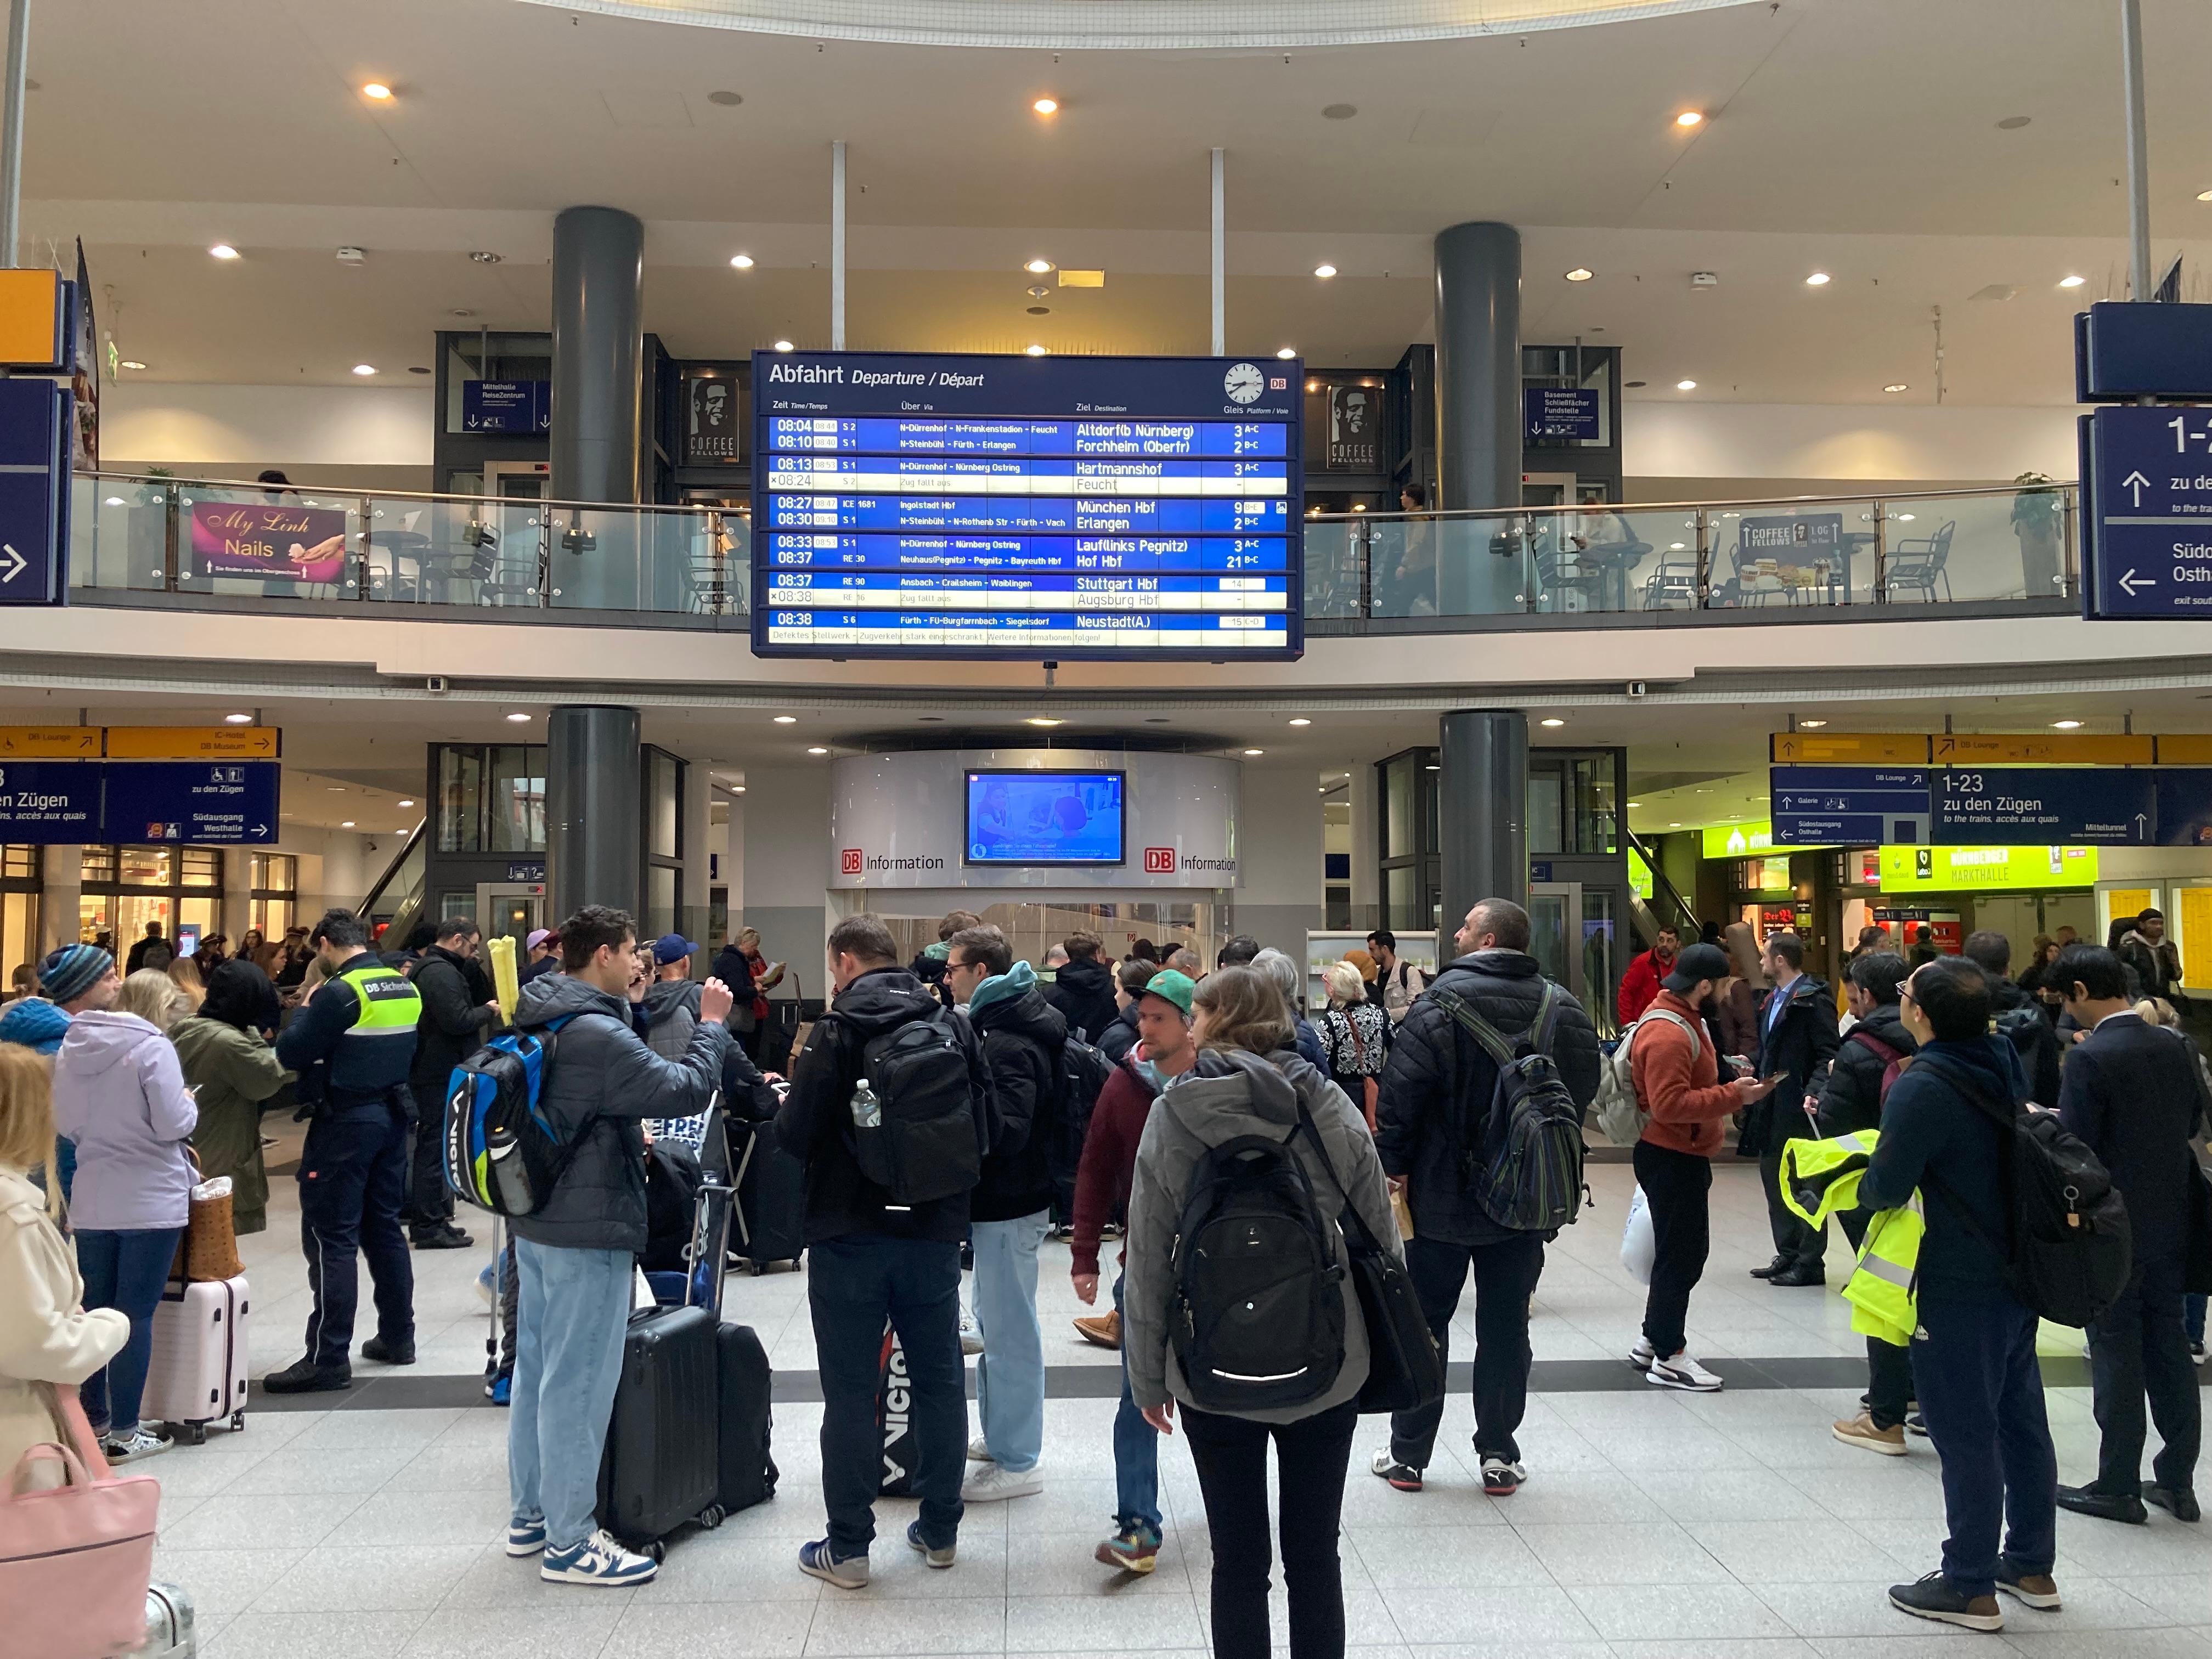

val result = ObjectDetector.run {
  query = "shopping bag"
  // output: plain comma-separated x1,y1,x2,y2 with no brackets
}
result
1620,1184,1655,1286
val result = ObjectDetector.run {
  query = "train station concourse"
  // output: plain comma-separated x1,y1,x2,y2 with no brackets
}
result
7,1,2212,1656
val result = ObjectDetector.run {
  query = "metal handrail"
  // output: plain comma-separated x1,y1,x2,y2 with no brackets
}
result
1312,479,2068,522
80,469,742,520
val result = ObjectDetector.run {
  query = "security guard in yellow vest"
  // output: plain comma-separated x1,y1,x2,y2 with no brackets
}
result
265,909,425,1393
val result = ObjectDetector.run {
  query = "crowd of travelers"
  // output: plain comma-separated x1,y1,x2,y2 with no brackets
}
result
1,890,2206,1652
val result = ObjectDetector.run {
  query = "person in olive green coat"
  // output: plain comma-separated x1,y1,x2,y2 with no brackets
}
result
170,960,291,1234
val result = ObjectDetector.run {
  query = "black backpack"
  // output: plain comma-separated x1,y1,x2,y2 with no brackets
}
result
1929,1077,2133,1329
1169,1118,1346,1413
848,1007,983,1207
1430,983,1587,1234
1052,1031,1114,1176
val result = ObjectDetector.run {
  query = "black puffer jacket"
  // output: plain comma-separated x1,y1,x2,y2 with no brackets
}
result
1374,950,1601,1245
1987,975,2063,1111
1096,1001,1141,1065
1043,956,1118,1043
1813,1005,1917,1137
775,966,994,1244
968,969,1068,1223
508,972,729,1254
408,946,487,1118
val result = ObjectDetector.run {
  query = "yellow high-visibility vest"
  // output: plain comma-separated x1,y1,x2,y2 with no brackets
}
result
1778,1131,1924,1348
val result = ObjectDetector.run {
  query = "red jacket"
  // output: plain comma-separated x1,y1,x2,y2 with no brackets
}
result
1617,948,1675,1024
1628,988,1741,1157
1070,1053,1160,1278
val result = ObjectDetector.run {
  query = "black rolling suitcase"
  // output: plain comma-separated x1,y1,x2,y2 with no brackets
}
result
595,1301,724,1559
731,1116,806,1274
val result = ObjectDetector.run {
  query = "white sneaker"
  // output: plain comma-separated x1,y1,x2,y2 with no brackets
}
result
960,1459,1043,1502
540,1528,657,1585
101,1426,174,1463
1645,1350,1723,1392
958,1316,984,1357
1628,1337,1655,1370
967,1435,995,1463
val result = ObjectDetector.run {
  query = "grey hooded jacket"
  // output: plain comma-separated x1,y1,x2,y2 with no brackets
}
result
1122,1046,1402,1424
508,972,729,1254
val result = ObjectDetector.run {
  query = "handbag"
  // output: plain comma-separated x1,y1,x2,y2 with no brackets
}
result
0,1385,161,1659
1292,1097,1444,1415
171,1147,243,1284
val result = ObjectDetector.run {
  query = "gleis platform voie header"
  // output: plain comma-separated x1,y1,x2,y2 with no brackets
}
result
751,351,1304,661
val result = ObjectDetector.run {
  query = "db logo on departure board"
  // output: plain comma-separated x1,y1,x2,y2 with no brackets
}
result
840,849,864,875
1143,847,1178,874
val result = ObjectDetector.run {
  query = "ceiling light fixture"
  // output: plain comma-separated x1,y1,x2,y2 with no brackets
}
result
360,82,393,100
772,340,794,352
772,715,797,724
1669,822,1682,828
340,820,356,828
1287,718,1311,726
2058,274,2085,288
1025,716,1063,727
103,495,123,505
1798,719,1829,729
1025,344,1047,356
351,364,377,376
1674,110,1704,128
1313,263,1337,279
118,360,146,371
1539,718,1566,728
223,713,252,724
506,712,531,723
1276,347,1296,360
1627,800,1642,808
1883,383,1910,393
398,799,415,808
209,244,240,260
469,251,502,264
1805,272,1831,286
2051,719,2085,730
806,746,829,755
1024,258,1053,274
1031,97,1058,115
730,253,754,269
1675,379,1697,391
1564,267,1593,282
1242,748,1264,757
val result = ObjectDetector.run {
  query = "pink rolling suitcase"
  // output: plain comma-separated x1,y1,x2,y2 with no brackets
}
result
141,1274,250,1444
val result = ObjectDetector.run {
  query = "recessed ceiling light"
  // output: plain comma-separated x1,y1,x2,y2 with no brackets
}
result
1996,115,2032,130
1675,379,1697,391
1313,263,1337,279
1627,800,1642,808
1669,822,1682,828
361,82,392,100
1564,267,1594,282
1322,103,1357,120
469,251,502,264
1883,383,1910,393
1805,272,1831,286
1287,717,1311,726
352,364,378,376
1276,347,1296,360
398,799,414,807
327,786,346,792
2051,719,2085,730
118,360,146,371
733,785,746,793
772,340,793,352
1242,748,1264,757
209,244,240,260
730,253,754,269
1025,716,1063,727
1799,719,1829,729
1031,97,1058,115
1024,258,1053,274
1026,285,1050,298
340,820,356,828
707,89,744,106
806,746,829,755
1674,110,1703,128
2199,189,2212,203
223,713,252,724
103,495,124,505
1025,344,1047,356
2058,274,2085,288
1539,718,1566,728
506,712,531,722
773,715,798,724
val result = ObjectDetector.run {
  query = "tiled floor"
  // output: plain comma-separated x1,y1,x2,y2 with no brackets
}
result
151,1154,2204,1657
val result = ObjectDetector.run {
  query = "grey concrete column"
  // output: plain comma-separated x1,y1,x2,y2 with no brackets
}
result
1438,709,1528,936
1433,222,1522,514
551,206,644,505
679,759,710,971
40,845,79,953
548,706,642,924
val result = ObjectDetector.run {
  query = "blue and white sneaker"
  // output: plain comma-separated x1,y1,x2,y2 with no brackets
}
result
798,1538,870,1589
541,1528,657,1585
505,1516,547,1557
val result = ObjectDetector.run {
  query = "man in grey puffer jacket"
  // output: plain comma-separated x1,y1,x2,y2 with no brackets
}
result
506,906,732,1589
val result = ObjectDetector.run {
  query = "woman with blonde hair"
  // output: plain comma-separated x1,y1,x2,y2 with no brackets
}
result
1317,960,1390,1129
167,951,207,1015
0,1045,131,1489
116,966,186,1033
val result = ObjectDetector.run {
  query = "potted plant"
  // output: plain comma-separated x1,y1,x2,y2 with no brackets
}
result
2011,471,2063,596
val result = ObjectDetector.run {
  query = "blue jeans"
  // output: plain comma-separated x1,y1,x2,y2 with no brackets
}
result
1113,1273,1160,1536
509,1239,633,1552
75,1226,184,1436
297,1104,414,1368
808,1234,966,1559
972,1209,1049,1474
1914,1296,2057,1599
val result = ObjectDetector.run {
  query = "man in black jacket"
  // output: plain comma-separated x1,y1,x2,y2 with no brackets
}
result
1041,929,1117,1042
1096,957,1153,1065
2056,945,2203,1524
776,913,994,1588
402,917,492,1249
944,923,1065,1503
1752,934,1841,1287
1371,897,1600,1497
1962,931,2063,1110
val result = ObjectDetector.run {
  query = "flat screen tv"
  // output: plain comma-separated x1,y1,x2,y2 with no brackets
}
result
964,770,1126,866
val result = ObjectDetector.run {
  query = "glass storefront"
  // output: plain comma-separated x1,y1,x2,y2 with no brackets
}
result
80,845,223,953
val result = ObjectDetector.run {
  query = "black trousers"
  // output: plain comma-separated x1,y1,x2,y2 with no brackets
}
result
1759,1127,1827,1271
2087,1252,2203,1497
1839,1208,1915,1428
297,1103,415,1368
1633,1139,1711,1359
1387,1232,1545,1468
1182,1398,1359,1659
402,1091,455,1232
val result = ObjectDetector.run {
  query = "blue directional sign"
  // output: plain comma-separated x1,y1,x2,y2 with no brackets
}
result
1771,766,1931,846
460,380,550,435
2153,770,2212,847
0,376,69,605
2080,404,2212,619
103,762,279,845
1932,767,2154,845
0,760,99,839
1524,387,1600,442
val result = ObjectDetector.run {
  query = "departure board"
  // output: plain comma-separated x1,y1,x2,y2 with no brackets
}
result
751,351,1302,660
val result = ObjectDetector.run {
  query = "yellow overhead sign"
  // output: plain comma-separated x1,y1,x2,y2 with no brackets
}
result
0,268,63,369
1769,732,1929,764
1876,844,2099,893
104,726,280,760
1701,821,1833,858
1775,731,2212,766
0,727,101,758
1933,733,2154,765
2157,736,2212,765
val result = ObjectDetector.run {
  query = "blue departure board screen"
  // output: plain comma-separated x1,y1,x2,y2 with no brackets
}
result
965,770,1125,865
751,351,1303,660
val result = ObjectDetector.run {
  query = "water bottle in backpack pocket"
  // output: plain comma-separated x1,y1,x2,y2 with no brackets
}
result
849,1007,983,1207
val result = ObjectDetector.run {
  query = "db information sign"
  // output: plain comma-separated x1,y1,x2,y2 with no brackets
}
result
1143,847,1178,873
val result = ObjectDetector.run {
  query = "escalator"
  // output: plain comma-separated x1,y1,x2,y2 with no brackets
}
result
1626,825,1701,950
357,819,427,945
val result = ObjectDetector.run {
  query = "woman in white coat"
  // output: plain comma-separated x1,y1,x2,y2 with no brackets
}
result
0,1045,129,1490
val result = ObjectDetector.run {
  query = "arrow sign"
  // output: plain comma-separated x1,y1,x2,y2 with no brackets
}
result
2123,469,2151,506
2119,568,2154,596
0,545,25,583
2084,404,2212,619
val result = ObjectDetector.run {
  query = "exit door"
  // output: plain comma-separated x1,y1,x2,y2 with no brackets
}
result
475,883,545,955
1529,880,1626,1036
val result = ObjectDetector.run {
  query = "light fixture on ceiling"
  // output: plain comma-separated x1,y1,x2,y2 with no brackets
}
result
1669,821,1682,827
2051,719,2085,730
1287,718,1311,726
360,82,393,100
1242,748,1264,757
806,746,829,755
1025,716,1063,727
223,713,252,724
2199,189,2212,203
103,495,123,505
1276,347,1296,360
1313,263,1336,279
118,360,146,371
398,799,415,808
1024,258,1053,274
469,251,502,264
1674,110,1703,128
733,785,746,793
1025,344,1047,356
351,364,377,376
2058,274,2085,288
340,820,356,828
1026,285,1050,298
1798,718,1829,729
1564,267,1593,283
1675,379,1697,391
772,340,794,352
506,712,531,723
730,253,754,269
327,786,346,792
209,244,240,260
1031,97,1058,115
1883,383,1910,393
1539,718,1566,728
1627,800,1642,808
1805,272,1831,286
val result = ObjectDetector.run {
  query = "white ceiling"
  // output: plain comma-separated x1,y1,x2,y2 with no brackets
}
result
21,0,2212,401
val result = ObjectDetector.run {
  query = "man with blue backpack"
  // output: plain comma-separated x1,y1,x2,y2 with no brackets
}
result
1370,898,1600,1496
500,905,732,1588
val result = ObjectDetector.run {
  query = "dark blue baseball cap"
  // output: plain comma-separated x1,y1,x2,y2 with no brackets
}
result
651,933,698,962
